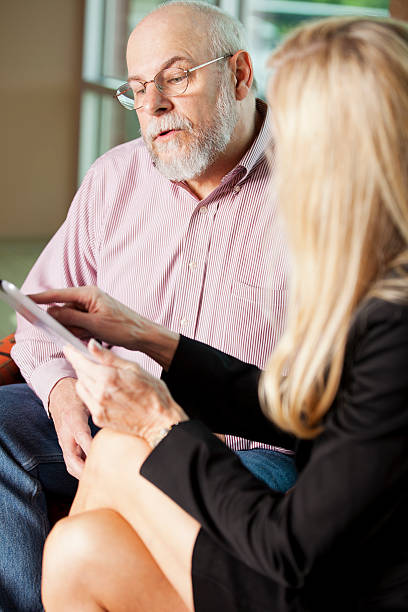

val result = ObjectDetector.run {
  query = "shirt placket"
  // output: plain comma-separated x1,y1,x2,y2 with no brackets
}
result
171,200,217,337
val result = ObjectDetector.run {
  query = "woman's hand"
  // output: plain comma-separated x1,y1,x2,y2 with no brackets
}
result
30,286,179,370
63,340,188,448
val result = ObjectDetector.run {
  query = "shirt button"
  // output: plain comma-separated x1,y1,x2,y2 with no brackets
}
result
233,185,241,193
180,317,189,328
188,261,197,270
199,206,208,214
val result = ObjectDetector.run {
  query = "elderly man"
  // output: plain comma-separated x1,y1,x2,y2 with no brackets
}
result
0,1,293,610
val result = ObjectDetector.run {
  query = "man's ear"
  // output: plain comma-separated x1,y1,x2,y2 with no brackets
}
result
230,50,254,100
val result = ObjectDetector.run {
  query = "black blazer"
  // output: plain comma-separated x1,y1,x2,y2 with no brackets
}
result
141,298,408,610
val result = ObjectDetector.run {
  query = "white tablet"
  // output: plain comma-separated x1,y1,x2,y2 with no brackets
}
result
0,280,98,362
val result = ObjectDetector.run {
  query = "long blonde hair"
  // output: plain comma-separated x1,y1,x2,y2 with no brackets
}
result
260,18,408,438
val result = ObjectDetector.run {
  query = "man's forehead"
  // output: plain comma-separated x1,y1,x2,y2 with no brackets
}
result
127,8,209,76
126,47,197,83
127,54,193,83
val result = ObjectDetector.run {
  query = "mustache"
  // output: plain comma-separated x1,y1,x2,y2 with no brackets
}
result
144,113,193,141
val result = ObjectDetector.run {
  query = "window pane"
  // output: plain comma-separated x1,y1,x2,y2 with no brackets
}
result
128,0,167,32
243,1,389,97
78,88,140,182
79,0,163,182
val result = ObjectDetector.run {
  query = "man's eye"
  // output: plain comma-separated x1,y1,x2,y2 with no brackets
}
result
167,74,186,85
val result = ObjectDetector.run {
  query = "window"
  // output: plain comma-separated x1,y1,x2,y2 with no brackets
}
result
79,0,389,181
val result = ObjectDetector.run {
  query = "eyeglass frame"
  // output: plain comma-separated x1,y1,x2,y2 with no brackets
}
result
113,53,233,111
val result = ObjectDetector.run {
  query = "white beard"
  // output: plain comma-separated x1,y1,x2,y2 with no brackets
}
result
142,77,239,181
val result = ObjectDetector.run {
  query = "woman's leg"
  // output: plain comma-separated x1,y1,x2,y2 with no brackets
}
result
43,428,200,610
42,508,189,611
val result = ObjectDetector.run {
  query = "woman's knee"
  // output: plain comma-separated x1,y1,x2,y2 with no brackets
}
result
42,510,121,609
43,515,90,574
43,510,118,580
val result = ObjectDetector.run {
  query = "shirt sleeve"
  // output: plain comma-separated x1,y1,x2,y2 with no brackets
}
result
162,335,295,448
11,164,101,411
142,304,408,588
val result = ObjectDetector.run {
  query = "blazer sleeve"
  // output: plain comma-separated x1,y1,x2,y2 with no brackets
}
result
142,303,408,588
161,335,295,449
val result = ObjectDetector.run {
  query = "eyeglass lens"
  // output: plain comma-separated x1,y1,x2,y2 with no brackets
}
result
116,68,189,110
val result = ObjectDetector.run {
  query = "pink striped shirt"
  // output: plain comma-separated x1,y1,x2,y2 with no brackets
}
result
12,100,289,452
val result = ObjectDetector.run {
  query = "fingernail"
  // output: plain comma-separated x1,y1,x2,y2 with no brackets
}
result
89,338,103,351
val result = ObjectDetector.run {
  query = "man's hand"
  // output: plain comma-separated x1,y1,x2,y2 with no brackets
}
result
49,377,93,479
30,286,179,370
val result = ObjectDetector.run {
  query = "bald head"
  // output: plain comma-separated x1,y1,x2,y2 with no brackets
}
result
128,1,249,68
127,6,211,69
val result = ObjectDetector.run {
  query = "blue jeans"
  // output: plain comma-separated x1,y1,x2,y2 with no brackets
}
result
0,384,296,611
0,384,88,611
236,448,297,492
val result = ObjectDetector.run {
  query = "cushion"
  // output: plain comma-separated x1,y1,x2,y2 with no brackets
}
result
0,334,24,386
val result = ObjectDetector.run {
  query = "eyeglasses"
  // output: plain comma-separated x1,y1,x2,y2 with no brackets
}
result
113,54,232,111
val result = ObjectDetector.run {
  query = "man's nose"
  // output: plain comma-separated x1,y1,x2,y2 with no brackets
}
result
141,82,173,115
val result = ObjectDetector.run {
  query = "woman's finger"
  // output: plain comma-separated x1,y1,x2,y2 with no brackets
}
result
87,340,140,373
65,339,141,382
75,380,105,425
65,345,124,402
63,345,120,400
63,345,102,383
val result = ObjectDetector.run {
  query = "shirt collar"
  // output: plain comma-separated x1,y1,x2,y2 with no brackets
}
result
237,98,271,175
221,99,272,186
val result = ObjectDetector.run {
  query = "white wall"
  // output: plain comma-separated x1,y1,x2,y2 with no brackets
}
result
0,0,85,239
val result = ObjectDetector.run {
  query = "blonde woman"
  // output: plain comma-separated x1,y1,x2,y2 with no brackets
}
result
41,17,408,612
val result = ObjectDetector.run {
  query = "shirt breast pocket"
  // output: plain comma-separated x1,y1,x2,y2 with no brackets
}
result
222,281,287,368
